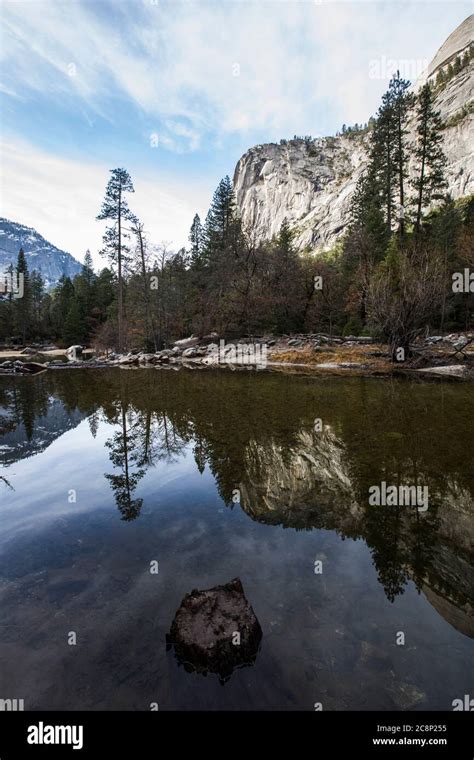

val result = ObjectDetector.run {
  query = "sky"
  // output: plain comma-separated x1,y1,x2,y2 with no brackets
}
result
0,0,471,267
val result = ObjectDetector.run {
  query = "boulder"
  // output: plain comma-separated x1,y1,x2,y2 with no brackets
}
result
167,578,262,681
66,345,83,361
200,331,220,344
139,353,156,364
118,354,139,365
173,336,200,350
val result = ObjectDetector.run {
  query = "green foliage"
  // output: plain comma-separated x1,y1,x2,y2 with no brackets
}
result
411,84,447,231
14,248,31,342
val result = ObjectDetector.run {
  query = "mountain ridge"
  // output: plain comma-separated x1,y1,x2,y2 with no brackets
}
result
0,217,82,288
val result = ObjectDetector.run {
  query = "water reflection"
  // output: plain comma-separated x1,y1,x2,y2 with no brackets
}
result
1,368,473,641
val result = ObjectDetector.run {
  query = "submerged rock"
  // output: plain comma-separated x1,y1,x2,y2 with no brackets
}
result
167,578,262,681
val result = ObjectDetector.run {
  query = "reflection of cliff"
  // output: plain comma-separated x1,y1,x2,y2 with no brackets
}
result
238,424,474,638
239,426,361,534
1,368,473,637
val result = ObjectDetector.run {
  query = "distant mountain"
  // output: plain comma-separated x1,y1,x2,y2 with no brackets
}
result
0,218,82,289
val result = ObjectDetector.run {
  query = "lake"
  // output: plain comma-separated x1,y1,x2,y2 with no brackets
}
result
0,368,473,710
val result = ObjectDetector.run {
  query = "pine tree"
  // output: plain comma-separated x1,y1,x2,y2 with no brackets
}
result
30,270,45,334
371,95,396,234
63,299,85,345
202,176,240,257
82,250,95,286
344,165,387,323
14,248,31,343
411,83,447,232
52,276,74,337
387,71,415,235
189,213,204,266
97,168,135,351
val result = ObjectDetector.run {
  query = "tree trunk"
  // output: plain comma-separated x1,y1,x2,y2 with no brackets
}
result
118,191,123,352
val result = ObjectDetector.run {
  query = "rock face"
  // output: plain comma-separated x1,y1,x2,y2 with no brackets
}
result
0,218,82,289
167,578,262,680
234,16,474,253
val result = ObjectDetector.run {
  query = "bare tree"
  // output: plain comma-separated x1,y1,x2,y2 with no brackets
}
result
368,242,444,361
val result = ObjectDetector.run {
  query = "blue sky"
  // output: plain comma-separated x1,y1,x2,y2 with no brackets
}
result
0,0,471,265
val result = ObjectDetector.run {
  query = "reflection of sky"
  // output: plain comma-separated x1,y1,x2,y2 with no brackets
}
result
0,407,473,710
0,417,202,548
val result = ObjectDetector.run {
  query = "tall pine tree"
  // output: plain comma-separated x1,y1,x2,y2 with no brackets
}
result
97,168,135,350
202,176,240,258
189,213,204,266
387,71,415,235
411,83,447,232
14,248,31,343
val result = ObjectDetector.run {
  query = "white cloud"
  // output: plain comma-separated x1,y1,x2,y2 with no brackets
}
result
0,139,209,266
0,0,470,256
2,0,471,139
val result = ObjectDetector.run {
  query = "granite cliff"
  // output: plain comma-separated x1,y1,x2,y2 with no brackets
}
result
234,16,474,253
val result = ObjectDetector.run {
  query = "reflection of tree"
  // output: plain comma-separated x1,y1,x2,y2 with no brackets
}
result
2,368,473,621
0,376,50,441
88,409,100,438
366,507,411,602
103,395,189,520
0,475,13,490
105,405,146,521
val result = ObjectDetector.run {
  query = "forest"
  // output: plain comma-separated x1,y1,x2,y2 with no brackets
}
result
1,71,473,360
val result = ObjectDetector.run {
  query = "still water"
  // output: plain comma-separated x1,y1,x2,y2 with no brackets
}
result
0,368,473,710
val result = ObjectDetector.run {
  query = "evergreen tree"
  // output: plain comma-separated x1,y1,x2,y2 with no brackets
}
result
82,250,95,286
189,213,204,266
411,83,447,232
63,299,86,345
14,248,31,343
30,270,45,335
97,168,135,350
51,276,74,338
435,68,446,87
344,165,387,323
202,176,240,257
387,71,415,235
371,93,397,234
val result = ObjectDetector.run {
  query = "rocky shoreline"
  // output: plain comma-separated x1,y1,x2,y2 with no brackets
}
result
1,331,473,380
